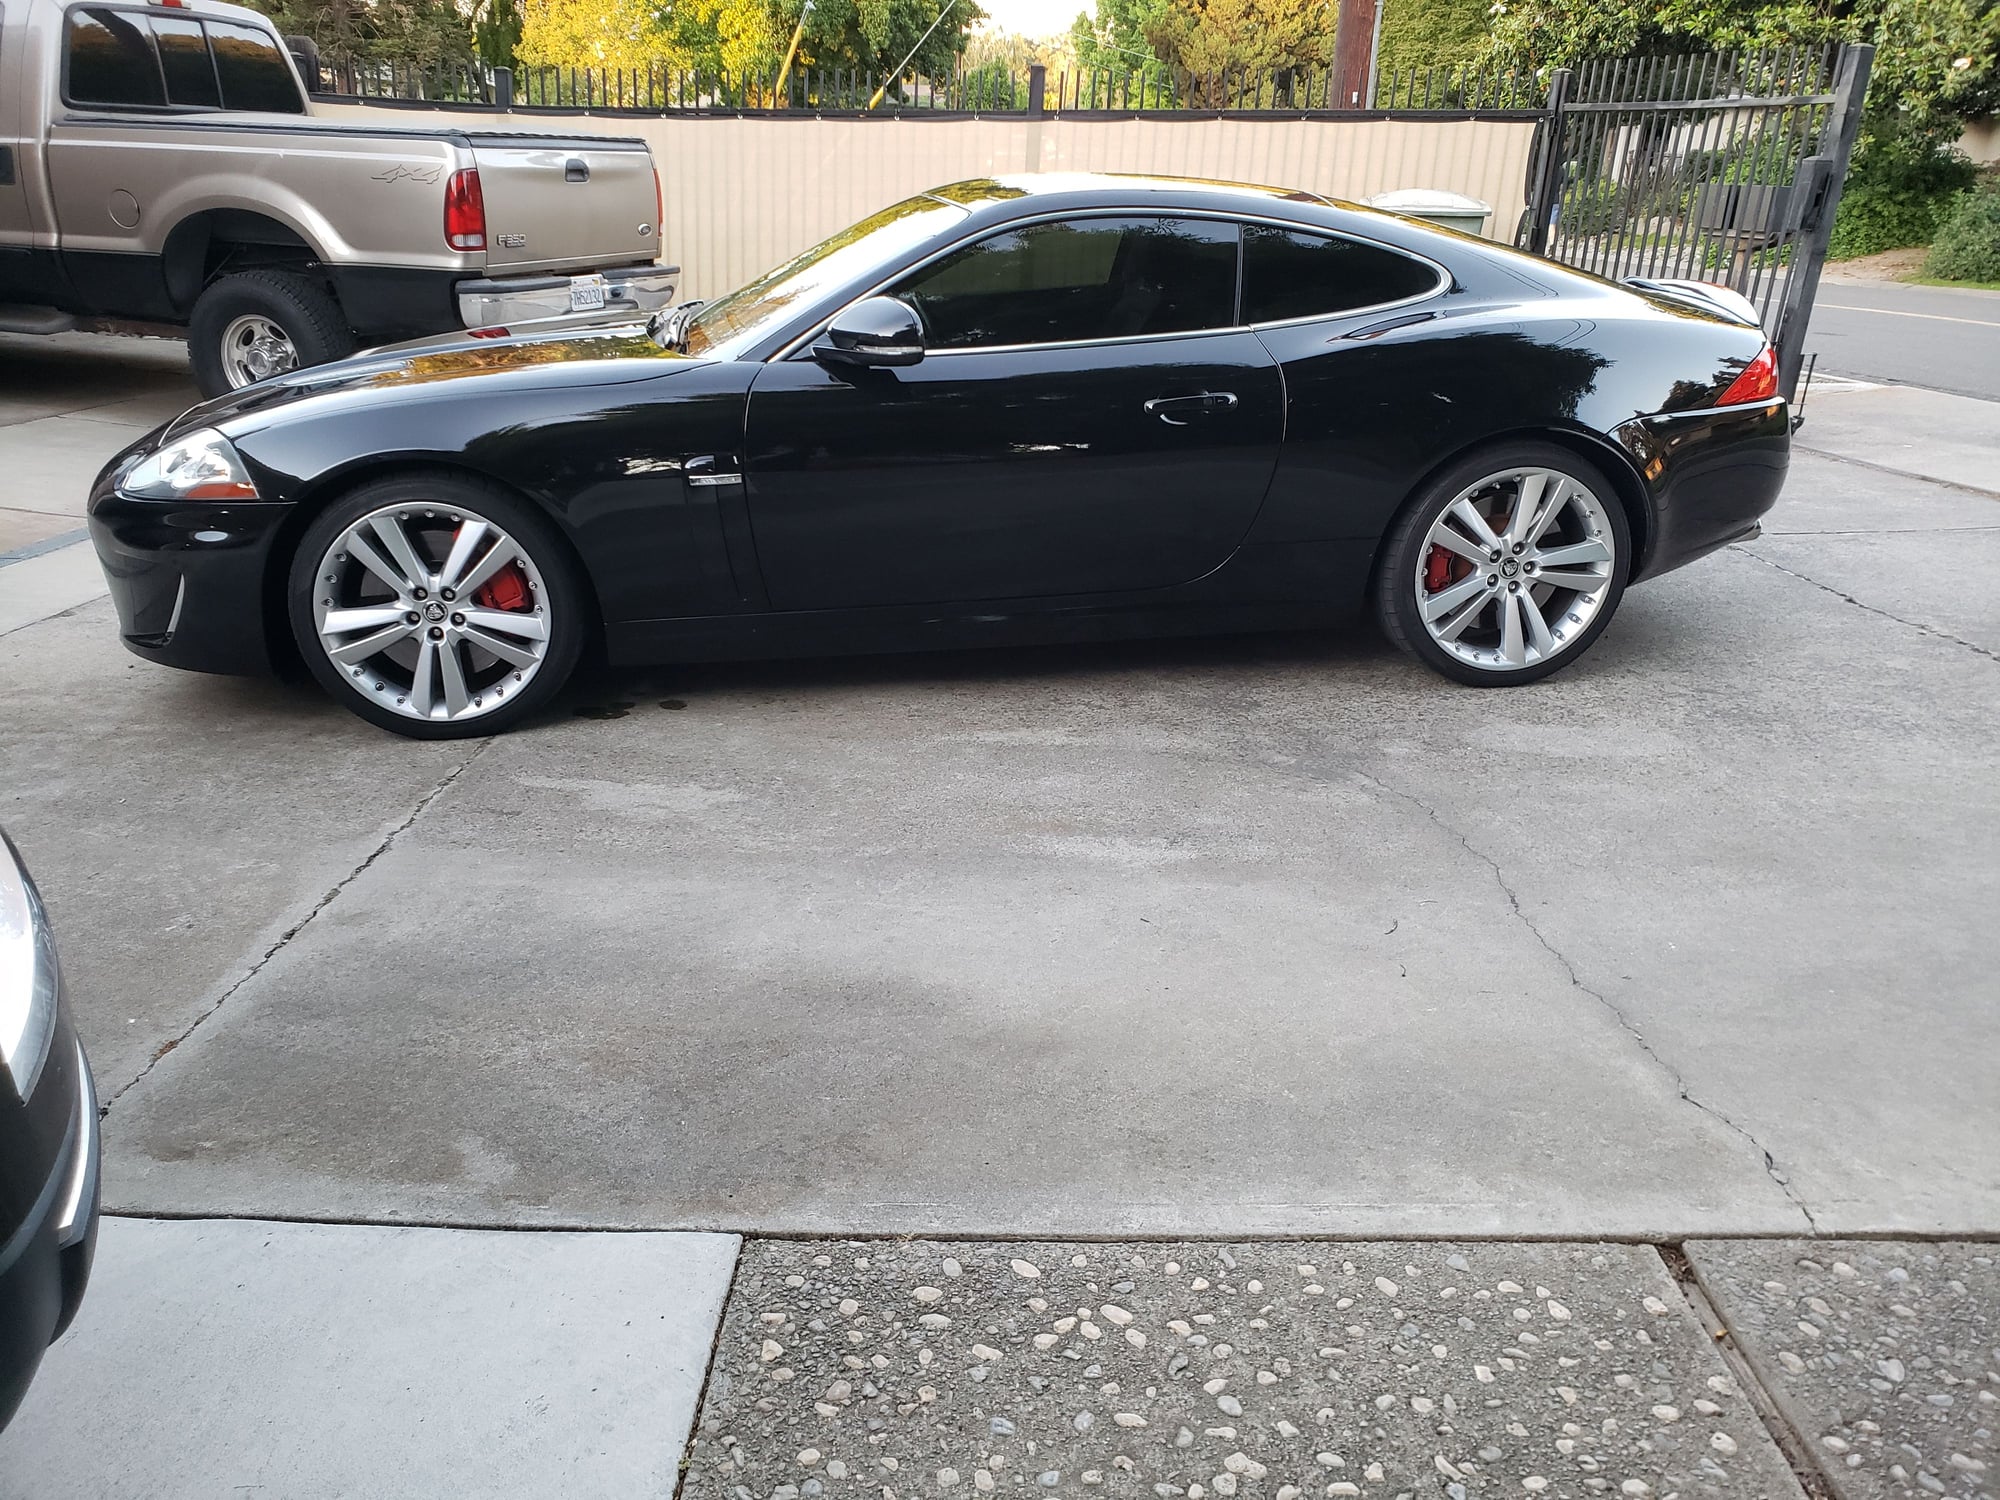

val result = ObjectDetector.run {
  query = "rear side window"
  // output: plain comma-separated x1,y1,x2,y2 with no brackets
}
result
893,216,1239,350
1241,225,1441,323
151,15,220,107
208,20,304,112
66,7,164,107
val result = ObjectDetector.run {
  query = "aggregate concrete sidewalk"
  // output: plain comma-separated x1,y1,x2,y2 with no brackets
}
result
6,1226,1992,1499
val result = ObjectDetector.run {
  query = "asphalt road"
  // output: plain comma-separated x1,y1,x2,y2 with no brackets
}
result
1806,275,2000,401
1,339,1995,1245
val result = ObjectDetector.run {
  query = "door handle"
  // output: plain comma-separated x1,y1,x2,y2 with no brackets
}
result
565,158,590,182
1144,391,1238,425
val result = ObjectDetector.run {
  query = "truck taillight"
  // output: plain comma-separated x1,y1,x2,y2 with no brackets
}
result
1717,345,1779,406
444,169,485,252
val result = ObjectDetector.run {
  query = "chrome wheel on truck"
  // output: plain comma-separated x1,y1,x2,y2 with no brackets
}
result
288,475,585,738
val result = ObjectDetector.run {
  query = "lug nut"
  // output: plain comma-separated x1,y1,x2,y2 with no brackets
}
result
450,612,465,627
1486,574,1499,585
1509,581,1521,593
441,587,456,602
1489,549,1501,562
1524,562,1537,574
412,587,428,600
405,611,421,624
1512,542,1525,555
428,626,444,640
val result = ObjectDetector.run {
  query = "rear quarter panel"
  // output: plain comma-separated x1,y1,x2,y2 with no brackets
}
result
1246,279,1772,568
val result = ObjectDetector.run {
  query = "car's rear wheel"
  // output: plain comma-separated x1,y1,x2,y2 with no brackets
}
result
287,474,587,738
1375,443,1631,686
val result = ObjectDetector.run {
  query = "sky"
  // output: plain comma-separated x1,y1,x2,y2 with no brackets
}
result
975,0,1089,41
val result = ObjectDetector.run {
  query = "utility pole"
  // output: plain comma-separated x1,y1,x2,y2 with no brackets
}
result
1331,0,1379,108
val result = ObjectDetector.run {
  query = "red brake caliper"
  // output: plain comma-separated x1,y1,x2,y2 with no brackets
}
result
1424,546,1456,593
474,562,532,612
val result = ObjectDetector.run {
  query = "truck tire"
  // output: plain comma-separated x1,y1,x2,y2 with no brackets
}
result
189,270,356,397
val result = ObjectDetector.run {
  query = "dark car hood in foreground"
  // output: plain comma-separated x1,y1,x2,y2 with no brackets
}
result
162,320,705,441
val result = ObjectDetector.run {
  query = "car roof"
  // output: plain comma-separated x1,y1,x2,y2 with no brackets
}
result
926,174,1341,223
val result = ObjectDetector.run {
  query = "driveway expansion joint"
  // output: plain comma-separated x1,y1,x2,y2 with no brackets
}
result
1348,766,1822,1236
98,736,495,1112
1792,441,2000,502
1734,544,2000,665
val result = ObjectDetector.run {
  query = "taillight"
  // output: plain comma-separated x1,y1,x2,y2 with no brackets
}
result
1717,345,1779,406
652,168,663,237
444,169,485,252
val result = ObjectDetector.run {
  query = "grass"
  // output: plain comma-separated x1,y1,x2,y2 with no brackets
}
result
1906,274,2000,291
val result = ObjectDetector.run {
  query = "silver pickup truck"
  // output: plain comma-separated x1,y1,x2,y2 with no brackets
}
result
0,0,675,393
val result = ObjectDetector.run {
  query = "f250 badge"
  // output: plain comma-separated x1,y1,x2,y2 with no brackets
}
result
497,233,528,249
372,164,442,184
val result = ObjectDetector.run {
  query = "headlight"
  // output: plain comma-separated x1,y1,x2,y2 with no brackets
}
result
0,834,59,1102
120,427,260,501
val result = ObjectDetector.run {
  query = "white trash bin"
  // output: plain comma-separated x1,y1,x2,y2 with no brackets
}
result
1364,189,1495,237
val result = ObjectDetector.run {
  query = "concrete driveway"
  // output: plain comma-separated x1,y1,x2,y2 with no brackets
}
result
1,337,1995,1245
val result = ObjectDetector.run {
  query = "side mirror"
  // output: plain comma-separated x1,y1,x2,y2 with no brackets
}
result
813,296,925,369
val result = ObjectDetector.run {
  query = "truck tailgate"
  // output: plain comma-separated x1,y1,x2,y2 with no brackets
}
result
468,133,657,273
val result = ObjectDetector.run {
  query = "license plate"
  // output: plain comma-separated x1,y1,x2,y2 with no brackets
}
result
569,275,607,313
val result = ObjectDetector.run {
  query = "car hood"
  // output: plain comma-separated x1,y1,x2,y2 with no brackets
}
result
163,319,705,441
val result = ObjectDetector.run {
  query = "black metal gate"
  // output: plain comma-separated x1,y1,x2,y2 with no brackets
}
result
1523,44,1874,398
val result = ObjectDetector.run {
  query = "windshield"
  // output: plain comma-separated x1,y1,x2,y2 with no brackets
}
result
682,195,969,357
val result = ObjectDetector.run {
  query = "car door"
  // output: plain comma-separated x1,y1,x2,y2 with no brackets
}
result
740,214,1284,611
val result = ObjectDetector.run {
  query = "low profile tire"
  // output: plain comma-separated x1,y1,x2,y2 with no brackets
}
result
189,270,356,396
288,474,588,738
1375,442,1632,687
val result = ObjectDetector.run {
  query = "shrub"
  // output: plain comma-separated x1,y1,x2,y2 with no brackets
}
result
1924,181,2000,282
1828,130,1978,259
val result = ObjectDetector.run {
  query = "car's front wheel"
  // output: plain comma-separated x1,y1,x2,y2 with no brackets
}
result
288,474,587,738
1375,443,1632,686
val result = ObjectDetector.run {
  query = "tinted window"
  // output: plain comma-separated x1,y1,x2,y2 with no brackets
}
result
1241,225,1440,323
209,20,304,113
893,216,1239,349
151,15,219,107
66,7,164,107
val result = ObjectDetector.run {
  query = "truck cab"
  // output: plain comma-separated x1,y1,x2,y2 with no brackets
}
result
0,0,675,393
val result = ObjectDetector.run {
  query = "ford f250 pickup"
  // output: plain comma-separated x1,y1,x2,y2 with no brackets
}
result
0,0,676,393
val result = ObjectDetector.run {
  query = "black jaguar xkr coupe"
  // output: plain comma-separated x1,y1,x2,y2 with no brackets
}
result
89,174,1790,737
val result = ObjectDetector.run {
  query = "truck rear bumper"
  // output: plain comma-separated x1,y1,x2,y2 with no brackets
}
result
456,264,679,330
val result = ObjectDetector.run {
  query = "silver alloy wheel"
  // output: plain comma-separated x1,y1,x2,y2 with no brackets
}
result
311,503,552,724
1414,466,1618,672
218,313,300,388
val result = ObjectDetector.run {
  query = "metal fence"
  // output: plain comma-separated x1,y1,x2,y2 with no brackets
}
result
308,56,1544,120
1523,44,1874,394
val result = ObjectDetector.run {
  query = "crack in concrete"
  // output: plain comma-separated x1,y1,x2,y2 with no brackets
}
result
1346,766,1821,1235
1735,545,2000,664
101,737,494,1112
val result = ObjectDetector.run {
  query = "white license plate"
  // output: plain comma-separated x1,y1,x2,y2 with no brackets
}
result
569,275,607,313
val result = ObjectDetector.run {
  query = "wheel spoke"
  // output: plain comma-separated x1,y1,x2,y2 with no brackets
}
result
1499,592,1527,666
1428,523,1491,567
321,605,409,636
1420,569,1492,623
1433,588,1493,643
460,623,538,669
409,636,438,717
1519,589,1556,658
1537,568,1608,591
1535,538,1613,569
455,537,523,598
344,531,411,596
1448,499,1504,553
458,606,547,641
440,519,491,592
437,640,472,717
325,619,413,667
369,515,432,592
1503,472,1549,545
1523,477,1572,546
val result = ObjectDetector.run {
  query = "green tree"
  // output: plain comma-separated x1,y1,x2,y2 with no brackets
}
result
1373,0,1491,83
247,0,475,65
474,0,525,69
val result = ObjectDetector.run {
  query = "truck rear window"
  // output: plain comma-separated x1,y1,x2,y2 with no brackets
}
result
64,6,305,113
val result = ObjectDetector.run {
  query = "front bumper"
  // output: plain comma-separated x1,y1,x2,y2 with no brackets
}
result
0,1021,101,1432
456,262,679,330
87,465,291,677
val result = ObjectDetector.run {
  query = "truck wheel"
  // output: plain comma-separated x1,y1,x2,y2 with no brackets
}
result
189,270,355,396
